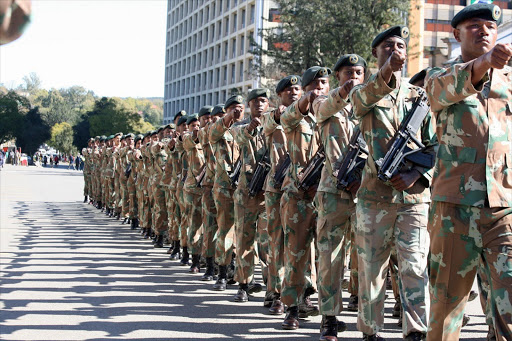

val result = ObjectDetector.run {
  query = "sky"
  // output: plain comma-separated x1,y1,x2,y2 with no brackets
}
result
0,0,168,98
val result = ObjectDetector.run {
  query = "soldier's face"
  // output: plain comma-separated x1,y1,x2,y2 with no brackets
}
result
135,140,141,149
249,97,269,118
373,37,407,68
336,66,365,85
152,135,159,142
178,123,188,134
455,18,497,59
113,136,121,147
189,120,200,131
305,77,330,96
199,115,211,127
227,104,244,121
211,114,222,123
164,128,171,138
127,137,134,148
278,85,302,107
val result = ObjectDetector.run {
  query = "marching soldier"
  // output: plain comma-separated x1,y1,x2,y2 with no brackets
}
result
263,75,301,315
311,54,367,340
350,26,437,340
209,95,242,291
424,4,512,340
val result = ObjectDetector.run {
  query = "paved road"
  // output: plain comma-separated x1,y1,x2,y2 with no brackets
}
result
0,165,489,340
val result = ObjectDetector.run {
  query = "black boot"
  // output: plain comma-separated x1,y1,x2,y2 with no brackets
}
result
143,228,151,239
154,234,164,248
227,253,236,285
213,265,227,291
170,240,181,260
167,240,175,254
83,196,88,203
131,218,138,230
180,247,190,266
189,254,200,273
122,217,128,224
319,315,338,341
201,257,217,281
282,306,299,330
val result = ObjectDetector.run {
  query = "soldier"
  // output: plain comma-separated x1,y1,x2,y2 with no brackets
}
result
197,105,219,281
263,75,301,315
350,26,437,341
424,4,512,340
128,134,143,230
226,89,271,302
274,66,330,330
209,95,242,291
150,128,169,248
120,133,135,224
311,54,367,340
182,114,206,272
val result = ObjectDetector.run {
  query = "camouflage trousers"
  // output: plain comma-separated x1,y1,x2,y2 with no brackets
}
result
107,177,115,208
83,173,90,197
280,191,317,308
344,222,359,296
427,201,512,341
356,199,429,336
213,186,235,266
127,181,137,219
201,185,217,258
315,191,355,316
121,181,129,218
233,189,267,285
177,183,188,247
265,191,285,294
185,190,203,255
114,174,121,213
142,189,151,229
152,184,168,235
166,188,180,241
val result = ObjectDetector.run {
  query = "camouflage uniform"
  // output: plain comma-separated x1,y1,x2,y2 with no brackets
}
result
199,125,218,259
182,133,206,256
279,100,320,309
425,57,512,341
126,148,138,220
312,89,357,316
209,118,238,266
175,139,189,248
141,143,152,229
150,141,168,236
105,147,116,209
82,148,91,199
119,146,130,218
262,110,288,296
167,145,182,244
350,69,436,336
231,118,268,286
113,148,123,215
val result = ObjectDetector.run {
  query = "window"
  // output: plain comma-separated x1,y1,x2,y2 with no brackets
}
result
232,38,236,58
216,68,220,86
224,41,228,59
233,13,237,31
240,35,244,55
239,61,243,82
250,4,255,24
231,64,235,83
241,9,246,28
217,44,221,62
225,18,229,35
223,66,227,85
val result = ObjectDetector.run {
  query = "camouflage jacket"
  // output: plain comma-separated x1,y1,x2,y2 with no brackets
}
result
175,139,187,190
150,141,167,186
262,110,288,194
232,117,267,194
209,117,240,190
313,88,356,200
350,69,437,204
425,56,512,208
280,101,320,196
199,123,216,188
160,138,174,188
182,132,205,194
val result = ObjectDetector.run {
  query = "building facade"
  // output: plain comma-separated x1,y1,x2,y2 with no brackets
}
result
408,0,512,74
163,0,278,123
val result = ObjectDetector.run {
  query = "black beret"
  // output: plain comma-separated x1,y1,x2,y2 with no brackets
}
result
451,3,503,28
143,132,152,138
101,135,107,141
125,133,135,139
167,123,176,129
409,68,430,85
114,132,123,138
121,135,127,140
134,134,144,143
276,75,301,93
157,126,165,133
174,110,186,121
371,25,410,48
177,116,188,126
186,114,199,125
224,95,244,110
198,106,214,118
247,88,271,103
94,136,100,141
333,54,367,71
302,66,332,87
212,104,225,116
150,130,158,136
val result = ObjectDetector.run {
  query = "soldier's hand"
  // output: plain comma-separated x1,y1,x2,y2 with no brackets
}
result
339,79,362,100
385,50,407,73
346,179,361,196
274,105,286,122
247,117,261,132
232,107,243,121
168,138,176,149
485,43,512,69
192,126,200,140
390,169,421,191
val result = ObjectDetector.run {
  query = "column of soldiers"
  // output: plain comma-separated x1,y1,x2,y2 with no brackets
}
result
81,4,512,341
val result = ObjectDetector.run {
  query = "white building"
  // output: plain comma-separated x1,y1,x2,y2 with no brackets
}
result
163,0,279,123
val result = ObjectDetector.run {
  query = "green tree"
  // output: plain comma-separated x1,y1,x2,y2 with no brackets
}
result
87,97,145,137
16,107,51,155
0,91,30,144
252,0,409,80
21,72,42,97
49,122,74,154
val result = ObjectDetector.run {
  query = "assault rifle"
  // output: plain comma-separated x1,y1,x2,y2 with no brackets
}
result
298,145,325,191
229,156,242,189
335,129,368,190
273,153,291,189
195,165,206,188
248,148,271,197
375,90,434,182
